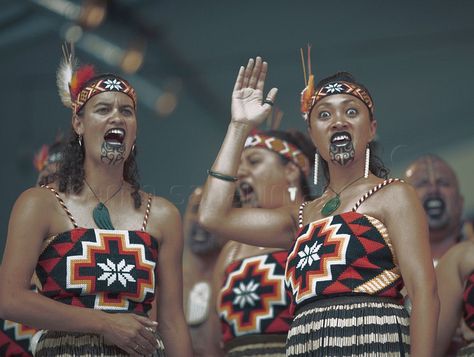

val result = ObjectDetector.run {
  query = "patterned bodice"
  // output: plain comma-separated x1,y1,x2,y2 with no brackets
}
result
218,251,292,343
463,272,474,331
285,179,404,314
35,228,158,314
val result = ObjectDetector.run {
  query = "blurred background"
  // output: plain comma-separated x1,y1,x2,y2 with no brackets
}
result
0,0,473,257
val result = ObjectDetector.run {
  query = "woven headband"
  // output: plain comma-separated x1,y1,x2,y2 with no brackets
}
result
72,75,137,114
244,134,310,176
301,80,374,121
57,45,137,115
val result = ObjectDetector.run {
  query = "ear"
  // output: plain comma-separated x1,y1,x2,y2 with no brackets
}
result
72,114,84,136
284,161,300,186
369,118,377,142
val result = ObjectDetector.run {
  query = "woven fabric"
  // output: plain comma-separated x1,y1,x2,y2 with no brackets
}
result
286,296,410,356
219,251,292,349
36,228,158,314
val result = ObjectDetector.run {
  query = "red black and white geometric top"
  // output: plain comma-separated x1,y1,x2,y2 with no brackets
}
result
463,272,474,331
285,179,404,314
35,186,158,315
0,285,37,356
218,251,292,343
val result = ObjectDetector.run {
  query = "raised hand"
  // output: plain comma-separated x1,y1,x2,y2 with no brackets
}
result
231,57,278,127
101,312,160,356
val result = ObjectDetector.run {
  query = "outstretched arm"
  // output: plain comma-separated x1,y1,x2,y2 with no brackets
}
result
198,57,295,249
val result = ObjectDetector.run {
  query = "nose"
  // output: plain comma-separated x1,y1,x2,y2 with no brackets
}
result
108,107,126,124
237,162,250,179
331,115,348,130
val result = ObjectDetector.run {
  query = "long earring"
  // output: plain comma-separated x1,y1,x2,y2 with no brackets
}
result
313,152,319,186
288,186,297,202
78,135,83,147
364,145,370,178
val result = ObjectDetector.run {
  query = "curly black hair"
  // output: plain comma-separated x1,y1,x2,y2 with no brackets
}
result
310,71,389,182
259,129,316,200
53,127,142,209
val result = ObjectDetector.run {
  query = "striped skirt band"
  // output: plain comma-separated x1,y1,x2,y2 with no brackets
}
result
457,341,474,356
34,330,166,356
225,334,287,357
286,295,410,356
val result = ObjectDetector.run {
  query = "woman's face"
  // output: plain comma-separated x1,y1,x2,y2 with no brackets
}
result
308,93,376,167
73,91,137,166
237,147,291,209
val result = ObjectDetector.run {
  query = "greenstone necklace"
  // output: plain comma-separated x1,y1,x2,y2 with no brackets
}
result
321,176,365,217
84,180,123,230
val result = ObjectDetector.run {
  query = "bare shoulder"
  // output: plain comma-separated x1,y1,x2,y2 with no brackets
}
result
375,179,421,212
14,186,58,213
452,241,474,278
148,195,180,222
143,193,181,243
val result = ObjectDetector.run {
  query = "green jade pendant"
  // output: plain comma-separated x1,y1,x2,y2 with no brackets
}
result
93,202,115,230
321,195,341,217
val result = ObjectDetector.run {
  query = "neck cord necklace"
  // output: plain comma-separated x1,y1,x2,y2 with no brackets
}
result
84,179,123,230
321,175,365,217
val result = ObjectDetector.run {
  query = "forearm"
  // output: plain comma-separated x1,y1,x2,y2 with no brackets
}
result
199,121,251,228
1,288,105,334
159,317,193,357
409,288,439,356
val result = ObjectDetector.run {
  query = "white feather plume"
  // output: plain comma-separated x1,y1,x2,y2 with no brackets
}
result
56,43,76,108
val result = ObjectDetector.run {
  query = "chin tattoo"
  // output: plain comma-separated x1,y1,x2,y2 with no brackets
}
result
330,142,355,166
101,142,126,165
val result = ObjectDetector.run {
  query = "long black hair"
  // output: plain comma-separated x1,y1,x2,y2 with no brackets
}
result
311,72,389,183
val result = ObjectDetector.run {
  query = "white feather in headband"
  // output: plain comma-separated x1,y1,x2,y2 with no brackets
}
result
56,43,76,108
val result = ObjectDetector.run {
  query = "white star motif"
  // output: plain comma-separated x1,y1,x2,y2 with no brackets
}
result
97,258,136,287
296,242,323,270
232,280,260,308
325,83,344,93
104,79,123,90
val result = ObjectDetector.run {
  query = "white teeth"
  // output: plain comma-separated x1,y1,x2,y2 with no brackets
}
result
332,135,350,142
427,200,442,208
108,129,125,137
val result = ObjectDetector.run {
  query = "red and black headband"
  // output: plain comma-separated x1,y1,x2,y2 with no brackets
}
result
299,46,374,121
57,45,137,114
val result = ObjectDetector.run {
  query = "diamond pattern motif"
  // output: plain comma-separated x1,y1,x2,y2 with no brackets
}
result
36,228,158,313
286,212,403,313
219,251,292,342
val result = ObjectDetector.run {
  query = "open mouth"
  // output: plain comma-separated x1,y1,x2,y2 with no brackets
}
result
330,131,352,147
238,182,256,204
423,197,446,219
104,128,126,147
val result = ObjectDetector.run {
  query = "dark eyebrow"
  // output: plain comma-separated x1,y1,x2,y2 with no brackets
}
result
93,101,112,108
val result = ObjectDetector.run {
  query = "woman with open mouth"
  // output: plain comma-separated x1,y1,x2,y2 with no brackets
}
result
0,46,192,357
198,56,438,356
209,128,314,356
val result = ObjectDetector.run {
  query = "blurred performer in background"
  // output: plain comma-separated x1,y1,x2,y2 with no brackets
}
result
210,129,314,356
435,239,474,356
34,135,66,186
182,186,224,356
404,154,464,265
0,46,191,356
405,155,472,356
0,138,65,356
